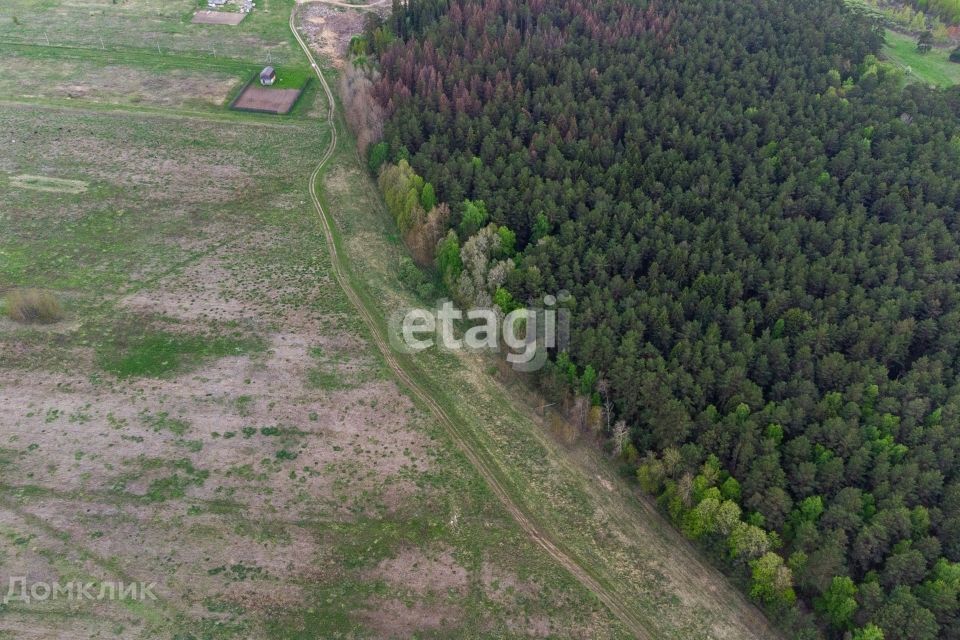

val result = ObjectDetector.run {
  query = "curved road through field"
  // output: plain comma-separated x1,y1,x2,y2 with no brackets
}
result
288,5,655,638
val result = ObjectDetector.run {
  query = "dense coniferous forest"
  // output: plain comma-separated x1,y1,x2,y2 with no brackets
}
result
356,0,960,636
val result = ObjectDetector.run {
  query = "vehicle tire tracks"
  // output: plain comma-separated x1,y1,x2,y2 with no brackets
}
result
289,6,651,638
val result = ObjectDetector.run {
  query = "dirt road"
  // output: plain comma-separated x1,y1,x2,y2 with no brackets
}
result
288,5,656,638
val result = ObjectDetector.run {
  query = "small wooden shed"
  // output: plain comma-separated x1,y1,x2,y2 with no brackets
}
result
259,66,276,86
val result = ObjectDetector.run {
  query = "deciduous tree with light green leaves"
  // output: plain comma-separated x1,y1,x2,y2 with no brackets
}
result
852,624,885,640
368,141,388,174
728,522,770,561
420,182,437,212
436,230,462,287
749,552,796,608
378,160,425,232
459,199,488,239
818,576,858,630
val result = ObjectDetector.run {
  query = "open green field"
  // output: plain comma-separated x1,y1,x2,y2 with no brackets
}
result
1,104,627,639
882,27,960,86
0,2,318,119
0,0,783,638
0,2,632,639
0,0,302,64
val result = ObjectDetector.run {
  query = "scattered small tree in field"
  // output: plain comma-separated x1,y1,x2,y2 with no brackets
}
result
349,34,369,57
917,30,934,53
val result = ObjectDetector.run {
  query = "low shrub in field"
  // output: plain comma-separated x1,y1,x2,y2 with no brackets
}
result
5,289,64,324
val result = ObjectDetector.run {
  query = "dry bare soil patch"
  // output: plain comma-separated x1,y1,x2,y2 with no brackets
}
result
300,2,370,67
232,85,303,114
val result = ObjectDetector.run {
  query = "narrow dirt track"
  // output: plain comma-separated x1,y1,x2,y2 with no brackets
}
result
295,0,389,9
288,5,654,638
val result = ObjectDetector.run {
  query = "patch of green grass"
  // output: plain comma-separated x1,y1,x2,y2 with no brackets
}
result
177,439,204,453
0,43,256,109
99,328,264,378
207,562,263,581
266,66,312,89
0,449,18,467
234,395,254,416
142,459,209,502
144,474,195,502
304,345,375,390
233,519,291,544
225,464,258,481
882,28,960,87
263,580,371,639
203,598,245,615
141,411,191,436
305,368,349,390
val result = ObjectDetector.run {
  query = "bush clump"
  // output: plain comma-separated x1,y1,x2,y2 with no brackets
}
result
4,289,64,324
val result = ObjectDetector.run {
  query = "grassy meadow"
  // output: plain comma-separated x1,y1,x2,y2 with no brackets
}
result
0,2,630,638
883,28,960,86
